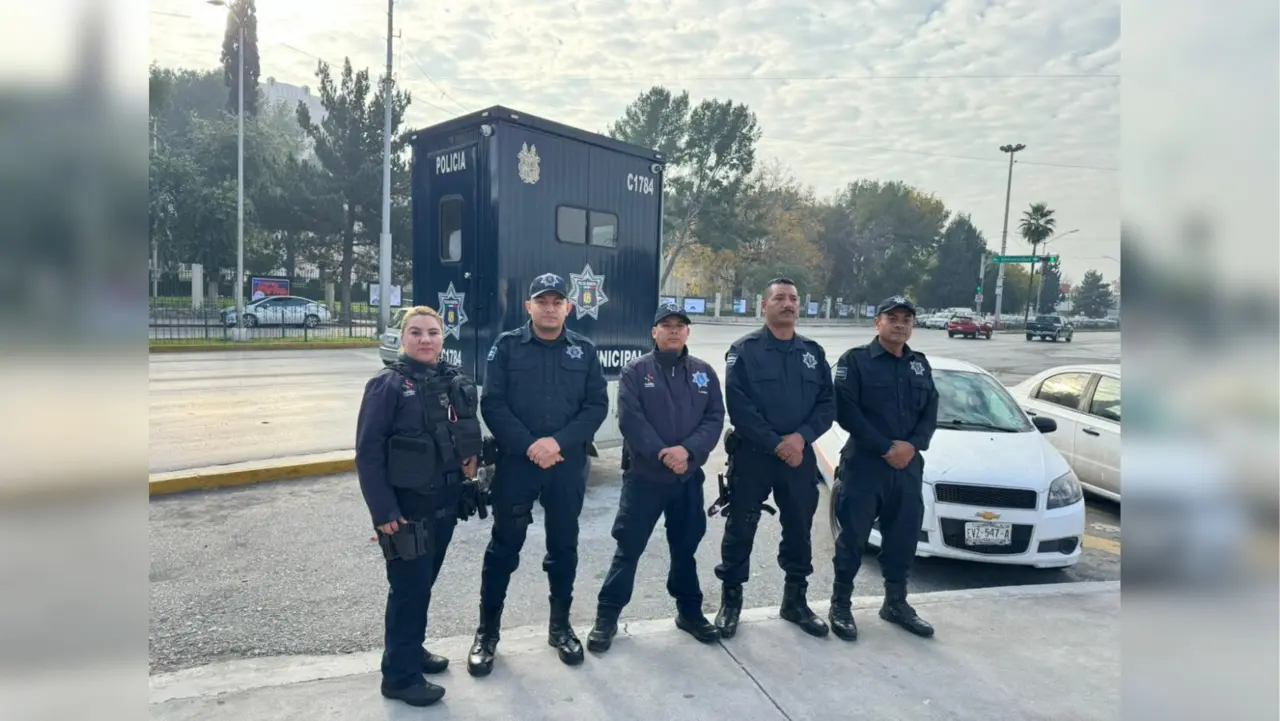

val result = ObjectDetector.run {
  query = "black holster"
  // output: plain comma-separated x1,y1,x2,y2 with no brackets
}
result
707,428,776,518
377,518,434,562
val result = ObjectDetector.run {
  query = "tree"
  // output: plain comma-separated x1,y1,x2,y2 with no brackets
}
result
981,262,1031,317
726,162,826,297
297,58,411,317
1037,258,1065,313
1072,269,1115,318
608,86,761,288
220,0,262,117
918,213,986,309
1017,202,1056,320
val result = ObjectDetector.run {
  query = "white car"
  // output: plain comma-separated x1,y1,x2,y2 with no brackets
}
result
814,357,1086,569
1008,364,1121,502
378,308,409,364
223,295,332,328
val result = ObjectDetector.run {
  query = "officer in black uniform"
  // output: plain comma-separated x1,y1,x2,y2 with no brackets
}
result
714,278,837,639
828,295,939,641
468,272,609,676
355,306,485,708
586,302,725,653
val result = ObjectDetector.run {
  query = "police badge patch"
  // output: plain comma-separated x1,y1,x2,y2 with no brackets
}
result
517,142,541,184
566,345,585,360
692,371,709,388
802,351,818,369
437,282,469,340
909,360,925,376
568,264,609,320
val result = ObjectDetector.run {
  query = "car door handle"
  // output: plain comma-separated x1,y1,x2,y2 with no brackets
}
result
1082,427,1101,436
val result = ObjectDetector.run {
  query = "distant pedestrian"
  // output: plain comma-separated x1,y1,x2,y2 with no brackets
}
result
467,272,609,676
355,306,484,707
827,295,939,640
586,302,725,653
714,278,837,640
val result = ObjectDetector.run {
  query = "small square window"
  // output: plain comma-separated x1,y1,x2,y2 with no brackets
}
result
589,212,617,247
557,206,587,244
439,197,462,262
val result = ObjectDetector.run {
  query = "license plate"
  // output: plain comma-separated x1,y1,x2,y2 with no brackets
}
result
964,521,1013,546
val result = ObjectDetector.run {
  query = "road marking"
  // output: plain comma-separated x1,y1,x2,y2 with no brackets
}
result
1091,522,1121,534
1083,534,1121,556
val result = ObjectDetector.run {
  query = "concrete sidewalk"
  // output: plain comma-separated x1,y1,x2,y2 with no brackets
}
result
150,581,1119,720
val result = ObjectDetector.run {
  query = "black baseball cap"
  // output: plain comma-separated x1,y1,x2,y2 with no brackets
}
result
877,295,918,316
529,272,568,299
653,302,691,326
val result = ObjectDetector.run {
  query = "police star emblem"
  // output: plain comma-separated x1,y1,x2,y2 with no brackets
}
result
566,345,585,360
910,360,925,376
692,370,709,389
517,142,541,184
437,282,469,340
568,263,609,320
802,351,818,369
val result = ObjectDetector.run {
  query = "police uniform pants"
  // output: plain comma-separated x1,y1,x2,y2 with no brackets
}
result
596,471,707,620
715,449,820,587
382,484,462,689
832,456,925,587
479,454,589,610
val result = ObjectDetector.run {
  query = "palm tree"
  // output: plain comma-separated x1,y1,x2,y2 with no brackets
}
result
1018,203,1057,323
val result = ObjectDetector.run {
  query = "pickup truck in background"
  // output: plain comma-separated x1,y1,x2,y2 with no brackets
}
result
1026,314,1075,342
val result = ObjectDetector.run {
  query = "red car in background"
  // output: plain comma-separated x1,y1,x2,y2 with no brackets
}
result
947,315,993,339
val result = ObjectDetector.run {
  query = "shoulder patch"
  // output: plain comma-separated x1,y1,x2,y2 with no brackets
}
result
834,364,848,381
486,344,498,362
726,352,738,367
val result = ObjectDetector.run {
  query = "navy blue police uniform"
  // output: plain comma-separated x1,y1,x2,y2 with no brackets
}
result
355,351,484,707
586,303,726,653
468,272,610,675
713,324,837,639
828,295,939,640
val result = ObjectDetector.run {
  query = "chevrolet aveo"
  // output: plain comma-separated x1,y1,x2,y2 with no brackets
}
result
813,357,1087,569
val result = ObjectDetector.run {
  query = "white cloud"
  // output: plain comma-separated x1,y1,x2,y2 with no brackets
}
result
150,0,1123,282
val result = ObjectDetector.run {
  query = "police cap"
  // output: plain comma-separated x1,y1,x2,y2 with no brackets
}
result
529,272,568,299
876,295,918,317
653,302,692,326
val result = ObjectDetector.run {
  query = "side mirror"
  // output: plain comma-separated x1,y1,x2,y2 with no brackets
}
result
1032,416,1057,434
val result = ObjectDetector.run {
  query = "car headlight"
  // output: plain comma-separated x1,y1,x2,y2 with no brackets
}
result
1047,471,1084,509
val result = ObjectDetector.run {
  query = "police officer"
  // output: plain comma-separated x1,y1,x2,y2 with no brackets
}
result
355,306,484,707
586,302,725,653
828,295,939,641
468,272,609,676
714,278,837,639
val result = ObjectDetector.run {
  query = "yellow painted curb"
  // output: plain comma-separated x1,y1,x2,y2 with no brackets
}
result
150,341,379,353
149,458,355,496
1083,534,1121,556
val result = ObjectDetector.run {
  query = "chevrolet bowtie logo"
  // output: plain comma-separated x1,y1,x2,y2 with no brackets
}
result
975,511,1001,520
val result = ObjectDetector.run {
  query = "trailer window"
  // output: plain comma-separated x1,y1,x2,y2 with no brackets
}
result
589,211,617,247
556,206,587,244
439,196,463,262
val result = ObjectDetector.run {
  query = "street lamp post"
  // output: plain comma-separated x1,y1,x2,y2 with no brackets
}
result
992,143,1025,329
209,0,246,335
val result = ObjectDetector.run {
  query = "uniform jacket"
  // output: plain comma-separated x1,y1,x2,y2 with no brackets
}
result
723,326,837,455
618,347,726,483
480,321,609,459
832,336,939,476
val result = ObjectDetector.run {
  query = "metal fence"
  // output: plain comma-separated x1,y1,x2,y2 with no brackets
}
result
148,296,387,344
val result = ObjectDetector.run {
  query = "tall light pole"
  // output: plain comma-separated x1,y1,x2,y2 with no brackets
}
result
209,0,246,335
378,0,394,334
992,142,1025,328
1024,227,1078,321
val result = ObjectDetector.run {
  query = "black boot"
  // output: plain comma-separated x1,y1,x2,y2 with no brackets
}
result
466,604,502,677
548,596,585,665
714,584,743,639
381,680,445,707
829,582,857,641
779,581,829,638
587,615,618,653
675,609,720,643
879,582,934,637
420,647,449,674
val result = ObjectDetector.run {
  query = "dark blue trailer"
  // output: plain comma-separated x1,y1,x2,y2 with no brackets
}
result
406,105,665,450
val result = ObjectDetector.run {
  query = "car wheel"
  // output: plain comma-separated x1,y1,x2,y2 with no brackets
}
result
243,314,258,328
304,314,320,328
985,331,992,339
1025,333,1033,341
948,332,955,338
1065,333,1073,342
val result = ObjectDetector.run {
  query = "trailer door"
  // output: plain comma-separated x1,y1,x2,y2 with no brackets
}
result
424,144,479,377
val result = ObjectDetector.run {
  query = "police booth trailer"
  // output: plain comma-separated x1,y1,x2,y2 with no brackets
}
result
406,105,665,468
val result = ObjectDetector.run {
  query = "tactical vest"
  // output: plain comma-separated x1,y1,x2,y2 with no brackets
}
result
385,362,483,491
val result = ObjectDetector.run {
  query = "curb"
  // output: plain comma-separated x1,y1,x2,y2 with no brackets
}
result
148,579,1119,703
149,452,356,496
150,340,380,353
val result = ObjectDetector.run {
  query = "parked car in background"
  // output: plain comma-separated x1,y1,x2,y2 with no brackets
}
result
1025,314,1074,342
924,313,951,330
1009,364,1120,501
813,356,1087,569
378,308,410,365
222,295,331,328
947,315,993,339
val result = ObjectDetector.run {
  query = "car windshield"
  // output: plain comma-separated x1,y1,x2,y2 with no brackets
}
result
934,370,1035,433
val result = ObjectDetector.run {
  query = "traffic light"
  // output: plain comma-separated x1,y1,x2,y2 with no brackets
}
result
1045,255,1059,263
976,284,982,293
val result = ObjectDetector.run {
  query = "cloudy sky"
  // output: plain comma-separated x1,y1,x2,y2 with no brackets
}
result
149,0,1121,285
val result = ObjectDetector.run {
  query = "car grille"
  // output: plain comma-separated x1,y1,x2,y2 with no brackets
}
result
939,518,1034,555
934,483,1038,510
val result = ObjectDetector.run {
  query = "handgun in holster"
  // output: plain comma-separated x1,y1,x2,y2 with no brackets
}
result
706,429,777,518
376,518,434,562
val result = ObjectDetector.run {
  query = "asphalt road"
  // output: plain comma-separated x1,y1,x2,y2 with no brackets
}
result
148,325,1120,472
148,460,1121,675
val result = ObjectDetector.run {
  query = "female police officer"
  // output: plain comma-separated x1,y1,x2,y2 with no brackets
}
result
355,305,485,707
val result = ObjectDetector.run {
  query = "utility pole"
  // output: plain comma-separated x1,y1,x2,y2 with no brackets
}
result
377,0,395,334
975,251,988,314
236,20,245,334
992,143,1025,328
